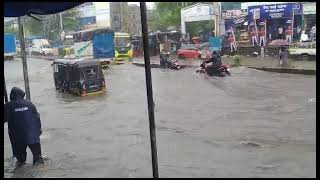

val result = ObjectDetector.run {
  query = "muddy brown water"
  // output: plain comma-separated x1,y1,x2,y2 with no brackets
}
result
4,58,316,178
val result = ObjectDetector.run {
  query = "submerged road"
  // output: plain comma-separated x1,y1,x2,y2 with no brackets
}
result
4,58,316,178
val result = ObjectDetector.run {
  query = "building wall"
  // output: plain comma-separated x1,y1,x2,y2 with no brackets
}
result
181,3,218,36
109,2,142,35
302,2,316,33
75,2,112,30
94,2,111,28
74,2,143,34
110,2,130,32
110,2,121,32
128,5,142,36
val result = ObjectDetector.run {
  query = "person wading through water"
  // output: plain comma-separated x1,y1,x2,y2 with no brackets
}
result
4,87,45,167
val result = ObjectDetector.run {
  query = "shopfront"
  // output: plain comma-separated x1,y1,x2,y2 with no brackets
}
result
247,3,303,44
302,2,316,35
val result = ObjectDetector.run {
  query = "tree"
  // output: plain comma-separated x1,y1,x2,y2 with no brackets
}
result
148,2,214,33
148,2,198,32
62,9,81,34
22,8,80,41
4,24,18,36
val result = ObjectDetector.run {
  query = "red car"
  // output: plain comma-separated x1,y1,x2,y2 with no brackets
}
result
177,45,201,59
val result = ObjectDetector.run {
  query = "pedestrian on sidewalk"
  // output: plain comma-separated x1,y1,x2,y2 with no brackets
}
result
285,26,293,44
278,26,284,39
278,46,289,67
310,25,316,42
4,87,44,167
268,25,272,41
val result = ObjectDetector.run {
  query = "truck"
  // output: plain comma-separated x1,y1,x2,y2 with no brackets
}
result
72,28,115,67
30,39,54,56
4,33,17,60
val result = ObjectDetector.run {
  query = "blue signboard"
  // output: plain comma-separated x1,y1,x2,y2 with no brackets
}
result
248,3,302,21
209,37,222,52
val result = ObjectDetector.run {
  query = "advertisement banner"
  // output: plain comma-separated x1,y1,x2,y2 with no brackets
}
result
248,3,302,20
258,20,266,46
249,22,258,46
222,9,248,19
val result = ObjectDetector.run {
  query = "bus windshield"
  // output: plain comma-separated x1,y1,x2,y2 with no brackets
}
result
115,37,131,48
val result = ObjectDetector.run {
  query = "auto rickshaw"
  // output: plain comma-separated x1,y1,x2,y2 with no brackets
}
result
52,58,106,96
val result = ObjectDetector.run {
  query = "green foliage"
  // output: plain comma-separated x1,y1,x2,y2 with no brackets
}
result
4,25,18,36
149,2,199,31
221,2,241,11
23,9,80,41
186,20,214,37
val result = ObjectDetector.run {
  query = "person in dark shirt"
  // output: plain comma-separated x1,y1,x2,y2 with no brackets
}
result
201,51,222,75
4,87,44,167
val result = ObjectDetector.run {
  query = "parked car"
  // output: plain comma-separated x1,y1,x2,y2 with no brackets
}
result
177,44,201,59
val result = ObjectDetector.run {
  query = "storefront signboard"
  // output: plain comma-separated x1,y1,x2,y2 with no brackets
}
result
222,9,248,19
248,3,302,20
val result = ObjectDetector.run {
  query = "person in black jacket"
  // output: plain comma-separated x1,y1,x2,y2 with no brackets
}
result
4,87,44,167
200,51,222,75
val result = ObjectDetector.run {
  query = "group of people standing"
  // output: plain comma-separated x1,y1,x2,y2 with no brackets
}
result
276,26,293,43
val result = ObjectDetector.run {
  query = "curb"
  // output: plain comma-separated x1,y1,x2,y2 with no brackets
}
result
246,66,316,75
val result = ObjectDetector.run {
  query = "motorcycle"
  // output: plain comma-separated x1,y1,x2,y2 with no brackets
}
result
160,52,181,70
196,62,231,77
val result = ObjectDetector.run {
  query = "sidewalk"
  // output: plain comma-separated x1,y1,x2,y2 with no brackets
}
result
132,55,316,75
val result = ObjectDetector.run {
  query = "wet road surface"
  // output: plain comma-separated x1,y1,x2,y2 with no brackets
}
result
4,58,316,178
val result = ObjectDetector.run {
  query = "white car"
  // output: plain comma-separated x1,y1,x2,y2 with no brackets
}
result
41,45,54,55
31,39,54,56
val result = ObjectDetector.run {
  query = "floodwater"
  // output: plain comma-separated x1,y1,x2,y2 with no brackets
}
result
4,58,316,178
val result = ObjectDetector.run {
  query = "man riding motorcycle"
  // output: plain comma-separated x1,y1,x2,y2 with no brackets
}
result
159,51,181,69
200,51,222,76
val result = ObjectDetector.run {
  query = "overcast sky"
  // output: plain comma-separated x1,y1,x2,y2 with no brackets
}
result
128,2,155,9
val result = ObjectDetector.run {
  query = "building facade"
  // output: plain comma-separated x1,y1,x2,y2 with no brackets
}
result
127,4,142,36
302,2,316,33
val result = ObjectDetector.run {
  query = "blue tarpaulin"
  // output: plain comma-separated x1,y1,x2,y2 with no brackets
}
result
4,33,16,54
93,32,115,59
4,2,83,17
209,37,222,52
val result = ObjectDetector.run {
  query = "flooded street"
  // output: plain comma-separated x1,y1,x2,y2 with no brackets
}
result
4,58,316,178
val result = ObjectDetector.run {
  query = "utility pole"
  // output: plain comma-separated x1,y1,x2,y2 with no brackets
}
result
218,2,222,36
18,17,31,100
60,12,63,30
140,2,159,178
214,2,222,36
